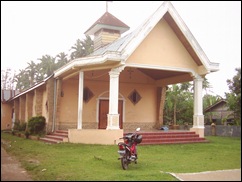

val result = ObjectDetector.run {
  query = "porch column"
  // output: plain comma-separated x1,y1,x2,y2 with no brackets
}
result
106,67,123,130
77,71,84,129
190,76,204,137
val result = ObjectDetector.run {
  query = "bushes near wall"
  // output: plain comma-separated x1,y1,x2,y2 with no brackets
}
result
13,120,26,131
11,116,46,138
27,116,46,135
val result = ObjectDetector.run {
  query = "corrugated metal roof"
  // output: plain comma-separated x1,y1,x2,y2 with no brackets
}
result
90,31,136,56
204,99,227,113
7,74,53,102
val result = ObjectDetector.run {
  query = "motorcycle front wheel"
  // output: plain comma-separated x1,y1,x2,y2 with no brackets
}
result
121,154,129,170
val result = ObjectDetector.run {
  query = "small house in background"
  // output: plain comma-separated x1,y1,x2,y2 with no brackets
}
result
204,99,235,125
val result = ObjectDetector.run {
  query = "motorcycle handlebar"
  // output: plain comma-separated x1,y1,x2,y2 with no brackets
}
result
119,128,140,140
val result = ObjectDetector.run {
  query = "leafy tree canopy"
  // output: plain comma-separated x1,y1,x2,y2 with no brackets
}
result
225,67,241,125
5,35,93,91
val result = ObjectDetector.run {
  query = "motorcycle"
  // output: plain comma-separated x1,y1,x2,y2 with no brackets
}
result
117,127,142,170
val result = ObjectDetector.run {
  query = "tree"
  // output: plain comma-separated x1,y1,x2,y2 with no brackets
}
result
164,83,193,126
1,68,15,90
6,35,94,93
202,77,213,94
70,35,94,60
225,67,241,125
203,94,221,124
38,55,56,77
14,69,30,91
203,94,221,110
81,35,94,57
35,63,45,82
55,52,69,69
26,60,37,87
70,39,84,60
180,82,192,92
164,78,213,126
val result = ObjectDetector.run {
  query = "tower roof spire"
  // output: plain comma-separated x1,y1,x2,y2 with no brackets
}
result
106,1,112,12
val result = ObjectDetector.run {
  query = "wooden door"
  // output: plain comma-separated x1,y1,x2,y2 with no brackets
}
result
99,100,109,129
99,100,123,129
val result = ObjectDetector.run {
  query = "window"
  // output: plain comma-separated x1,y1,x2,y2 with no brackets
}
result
128,89,141,105
83,87,94,103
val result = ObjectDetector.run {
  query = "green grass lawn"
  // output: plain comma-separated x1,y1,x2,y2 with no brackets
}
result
1,132,241,181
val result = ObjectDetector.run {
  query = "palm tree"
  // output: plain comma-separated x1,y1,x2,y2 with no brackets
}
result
164,83,193,126
180,82,192,92
26,60,37,86
38,55,56,77
164,84,182,126
203,77,213,95
14,69,30,91
70,35,94,60
55,52,69,69
35,63,45,82
81,35,94,57
171,84,184,125
70,39,84,60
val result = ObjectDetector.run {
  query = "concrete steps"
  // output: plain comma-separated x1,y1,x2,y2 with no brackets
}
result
39,130,208,145
39,130,68,144
124,131,209,145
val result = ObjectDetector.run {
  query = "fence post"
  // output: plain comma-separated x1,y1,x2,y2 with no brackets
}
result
211,123,216,136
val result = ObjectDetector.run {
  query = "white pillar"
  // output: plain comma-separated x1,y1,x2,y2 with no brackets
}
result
77,71,84,129
190,76,204,137
106,67,124,130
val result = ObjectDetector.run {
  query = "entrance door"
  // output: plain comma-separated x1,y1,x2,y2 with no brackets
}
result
99,100,123,129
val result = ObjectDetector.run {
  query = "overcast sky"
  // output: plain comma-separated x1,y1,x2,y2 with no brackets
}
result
1,1,241,97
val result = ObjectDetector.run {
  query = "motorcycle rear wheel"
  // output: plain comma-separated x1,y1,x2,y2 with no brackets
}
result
121,154,129,170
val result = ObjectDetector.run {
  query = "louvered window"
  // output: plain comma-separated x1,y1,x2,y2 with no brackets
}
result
83,87,94,103
128,89,141,105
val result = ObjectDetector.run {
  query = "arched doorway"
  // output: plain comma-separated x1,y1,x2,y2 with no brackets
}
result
98,91,125,129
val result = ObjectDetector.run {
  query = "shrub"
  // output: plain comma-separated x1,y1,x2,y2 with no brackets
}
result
27,116,46,135
13,120,26,131
11,129,15,135
13,120,20,130
25,130,30,139
19,122,27,131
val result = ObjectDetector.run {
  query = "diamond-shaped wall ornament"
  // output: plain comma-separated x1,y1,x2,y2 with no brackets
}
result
83,87,94,103
128,89,141,105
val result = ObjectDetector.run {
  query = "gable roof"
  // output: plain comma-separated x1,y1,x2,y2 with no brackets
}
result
54,1,219,78
204,99,228,113
92,1,219,70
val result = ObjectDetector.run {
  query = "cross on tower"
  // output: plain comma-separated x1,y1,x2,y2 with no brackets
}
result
106,1,112,12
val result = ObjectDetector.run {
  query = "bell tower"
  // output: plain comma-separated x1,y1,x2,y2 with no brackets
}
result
84,7,130,51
